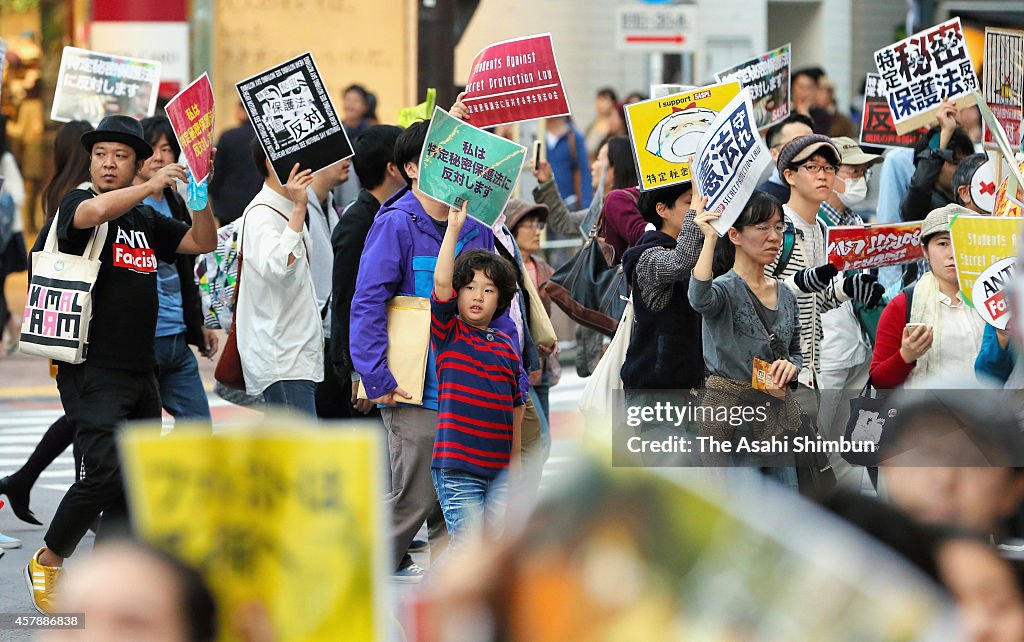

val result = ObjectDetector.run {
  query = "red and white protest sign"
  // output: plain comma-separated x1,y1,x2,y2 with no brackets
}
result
165,73,214,183
462,33,570,129
826,222,923,271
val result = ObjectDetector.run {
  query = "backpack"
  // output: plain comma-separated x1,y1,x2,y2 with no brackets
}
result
194,219,242,329
771,220,797,277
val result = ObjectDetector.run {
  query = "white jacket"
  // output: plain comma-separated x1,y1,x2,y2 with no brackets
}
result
237,184,324,395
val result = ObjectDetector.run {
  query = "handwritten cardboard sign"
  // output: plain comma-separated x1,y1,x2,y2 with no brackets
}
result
462,33,570,128
826,222,923,271
165,73,215,184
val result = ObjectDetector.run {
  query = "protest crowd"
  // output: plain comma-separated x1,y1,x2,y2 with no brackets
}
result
1,12,1024,642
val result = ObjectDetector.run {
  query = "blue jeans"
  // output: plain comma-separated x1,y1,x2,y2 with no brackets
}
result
154,333,211,422
263,379,317,417
431,467,507,549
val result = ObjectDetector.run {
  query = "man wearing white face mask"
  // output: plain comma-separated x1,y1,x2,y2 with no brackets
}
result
818,137,883,488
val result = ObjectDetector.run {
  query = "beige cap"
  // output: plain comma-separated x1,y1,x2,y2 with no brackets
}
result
921,203,970,241
831,137,883,167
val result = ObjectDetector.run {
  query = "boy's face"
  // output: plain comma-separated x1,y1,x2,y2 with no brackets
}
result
457,269,500,329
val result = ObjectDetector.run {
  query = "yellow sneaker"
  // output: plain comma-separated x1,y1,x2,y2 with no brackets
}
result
24,547,62,614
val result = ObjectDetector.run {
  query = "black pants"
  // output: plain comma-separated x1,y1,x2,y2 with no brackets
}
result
316,339,352,419
45,365,161,558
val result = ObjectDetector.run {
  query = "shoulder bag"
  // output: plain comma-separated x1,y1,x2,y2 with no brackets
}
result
214,205,291,390
20,211,108,364
743,287,837,495
544,208,628,337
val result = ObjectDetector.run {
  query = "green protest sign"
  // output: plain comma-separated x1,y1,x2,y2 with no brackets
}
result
417,106,526,226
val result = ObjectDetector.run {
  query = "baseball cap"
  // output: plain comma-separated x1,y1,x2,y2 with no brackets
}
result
831,137,883,167
777,134,841,174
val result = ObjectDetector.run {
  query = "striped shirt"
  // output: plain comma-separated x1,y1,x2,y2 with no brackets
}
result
766,205,850,386
430,293,524,478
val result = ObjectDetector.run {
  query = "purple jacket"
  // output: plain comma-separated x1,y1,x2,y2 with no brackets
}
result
350,187,528,410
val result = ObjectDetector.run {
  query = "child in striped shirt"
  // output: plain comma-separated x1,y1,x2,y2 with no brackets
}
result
431,202,524,548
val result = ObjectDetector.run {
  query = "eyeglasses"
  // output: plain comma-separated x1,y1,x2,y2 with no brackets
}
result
517,221,546,230
838,166,874,181
753,224,786,234
798,163,838,175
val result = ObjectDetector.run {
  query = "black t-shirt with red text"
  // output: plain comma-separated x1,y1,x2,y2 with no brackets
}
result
57,188,189,372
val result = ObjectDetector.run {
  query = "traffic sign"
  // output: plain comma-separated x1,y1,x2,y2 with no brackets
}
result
615,5,698,52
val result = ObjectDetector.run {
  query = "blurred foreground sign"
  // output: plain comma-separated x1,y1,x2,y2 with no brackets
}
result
121,422,386,642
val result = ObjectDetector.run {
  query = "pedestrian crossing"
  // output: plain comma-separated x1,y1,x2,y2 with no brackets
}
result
0,411,76,492
0,373,589,496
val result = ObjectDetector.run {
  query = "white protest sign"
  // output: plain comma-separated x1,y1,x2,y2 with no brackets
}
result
970,158,999,214
691,89,772,236
51,47,162,124
972,257,1016,329
872,17,980,135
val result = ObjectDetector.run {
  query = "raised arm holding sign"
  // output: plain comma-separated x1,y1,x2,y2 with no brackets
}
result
165,74,215,184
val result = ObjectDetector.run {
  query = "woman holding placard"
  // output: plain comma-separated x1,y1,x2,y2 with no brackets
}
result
871,204,985,389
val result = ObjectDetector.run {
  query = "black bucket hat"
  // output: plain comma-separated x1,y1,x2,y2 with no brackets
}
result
81,115,153,161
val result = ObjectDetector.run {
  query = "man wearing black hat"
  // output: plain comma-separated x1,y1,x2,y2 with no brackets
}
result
25,115,217,614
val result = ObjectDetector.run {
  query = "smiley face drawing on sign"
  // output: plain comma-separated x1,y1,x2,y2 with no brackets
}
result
645,106,718,164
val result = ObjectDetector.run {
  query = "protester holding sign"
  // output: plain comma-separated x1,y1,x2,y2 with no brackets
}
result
137,116,217,421
236,144,322,415
771,135,883,423
689,191,802,483
755,113,814,204
620,182,703,390
430,202,524,553
349,119,528,582
870,204,985,389
899,100,976,222
26,115,217,614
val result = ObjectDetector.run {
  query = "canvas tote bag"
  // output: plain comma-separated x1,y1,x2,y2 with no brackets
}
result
20,214,108,364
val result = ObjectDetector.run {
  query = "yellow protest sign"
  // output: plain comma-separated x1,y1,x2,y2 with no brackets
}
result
624,81,741,191
120,422,386,642
994,160,1024,217
948,214,1020,307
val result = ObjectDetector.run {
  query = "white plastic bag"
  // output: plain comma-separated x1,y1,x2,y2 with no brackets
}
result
578,296,634,414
